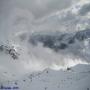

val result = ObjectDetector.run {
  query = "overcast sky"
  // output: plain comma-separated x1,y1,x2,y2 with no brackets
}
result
0,0,73,19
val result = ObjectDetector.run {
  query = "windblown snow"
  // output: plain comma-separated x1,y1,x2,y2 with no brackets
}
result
0,0,90,90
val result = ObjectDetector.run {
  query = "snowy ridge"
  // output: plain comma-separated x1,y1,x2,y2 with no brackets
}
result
1,64,90,90
0,0,90,90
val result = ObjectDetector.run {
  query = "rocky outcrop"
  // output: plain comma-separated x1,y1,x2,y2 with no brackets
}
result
29,29,90,52
0,45,19,60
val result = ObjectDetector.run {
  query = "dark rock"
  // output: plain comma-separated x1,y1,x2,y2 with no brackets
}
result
87,88,89,90
68,37,75,44
0,45,4,51
0,45,19,60
23,80,26,82
75,29,90,41
59,43,67,49
67,67,71,71
14,82,18,85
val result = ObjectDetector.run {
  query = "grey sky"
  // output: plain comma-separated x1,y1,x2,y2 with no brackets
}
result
0,0,72,19
79,3,90,15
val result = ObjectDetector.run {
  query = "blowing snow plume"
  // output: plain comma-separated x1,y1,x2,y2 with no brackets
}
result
10,29,90,72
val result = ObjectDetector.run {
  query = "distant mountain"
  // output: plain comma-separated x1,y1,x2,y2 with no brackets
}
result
29,29,90,52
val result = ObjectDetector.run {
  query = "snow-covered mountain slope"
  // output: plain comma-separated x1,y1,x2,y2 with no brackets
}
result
1,64,90,90
0,0,90,90
0,29,90,82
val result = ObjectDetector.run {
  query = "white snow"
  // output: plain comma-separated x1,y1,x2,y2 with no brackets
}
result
0,0,90,90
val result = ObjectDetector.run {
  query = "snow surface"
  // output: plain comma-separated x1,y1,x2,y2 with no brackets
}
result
0,0,90,90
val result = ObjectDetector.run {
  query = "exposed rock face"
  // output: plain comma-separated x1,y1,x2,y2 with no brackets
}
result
75,29,90,41
29,29,90,52
0,45,19,60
